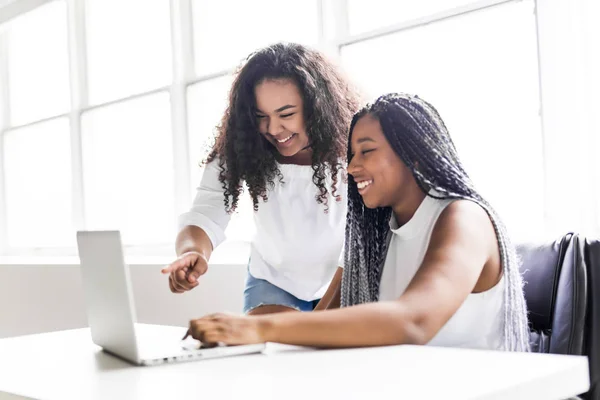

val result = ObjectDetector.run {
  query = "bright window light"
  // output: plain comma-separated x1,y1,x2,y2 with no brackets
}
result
342,1,543,241
81,92,175,246
4,118,73,247
191,0,320,75
86,0,172,105
6,1,70,126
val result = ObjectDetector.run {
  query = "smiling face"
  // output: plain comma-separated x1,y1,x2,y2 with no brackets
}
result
254,79,311,160
347,114,415,209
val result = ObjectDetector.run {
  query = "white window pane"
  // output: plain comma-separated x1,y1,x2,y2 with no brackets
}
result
4,118,73,247
82,92,174,245
7,1,70,126
187,76,233,190
342,1,543,242
348,0,483,34
86,0,172,105
187,76,254,242
192,0,319,75
0,88,6,129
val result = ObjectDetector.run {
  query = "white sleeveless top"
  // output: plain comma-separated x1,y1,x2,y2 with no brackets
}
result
378,194,504,350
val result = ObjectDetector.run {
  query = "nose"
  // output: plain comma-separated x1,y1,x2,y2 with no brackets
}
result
347,154,361,177
266,117,283,136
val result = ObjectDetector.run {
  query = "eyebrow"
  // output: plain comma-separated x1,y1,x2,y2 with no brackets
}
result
356,137,375,144
255,105,297,114
276,105,296,113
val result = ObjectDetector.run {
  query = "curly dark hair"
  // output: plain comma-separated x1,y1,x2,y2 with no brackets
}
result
205,42,360,212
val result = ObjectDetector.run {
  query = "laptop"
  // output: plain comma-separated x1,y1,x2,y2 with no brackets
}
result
76,230,266,366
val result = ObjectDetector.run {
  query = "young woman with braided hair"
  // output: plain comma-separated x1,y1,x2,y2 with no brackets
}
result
184,93,531,352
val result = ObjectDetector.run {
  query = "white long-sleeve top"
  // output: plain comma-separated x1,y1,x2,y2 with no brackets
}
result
179,160,347,301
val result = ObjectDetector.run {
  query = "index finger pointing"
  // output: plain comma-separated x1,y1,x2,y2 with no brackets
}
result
161,259,188,274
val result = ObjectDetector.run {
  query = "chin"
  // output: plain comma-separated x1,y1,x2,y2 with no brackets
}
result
277,148,295,157
277,146,302,157
361,196,380,209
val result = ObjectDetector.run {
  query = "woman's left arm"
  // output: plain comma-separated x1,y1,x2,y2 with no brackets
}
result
313,267,342,311
188,201,497,348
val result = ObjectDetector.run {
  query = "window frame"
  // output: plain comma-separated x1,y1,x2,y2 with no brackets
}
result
0,0,549,258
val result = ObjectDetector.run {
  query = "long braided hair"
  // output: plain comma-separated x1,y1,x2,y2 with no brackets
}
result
340,93,530,352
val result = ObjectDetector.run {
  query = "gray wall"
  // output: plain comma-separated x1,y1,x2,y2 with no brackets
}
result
0,263,246,338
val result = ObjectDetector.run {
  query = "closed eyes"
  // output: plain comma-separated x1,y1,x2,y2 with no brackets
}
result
349,148,375,160
255,113,296,119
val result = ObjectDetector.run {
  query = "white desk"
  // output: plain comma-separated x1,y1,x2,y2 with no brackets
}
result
0,326,589,400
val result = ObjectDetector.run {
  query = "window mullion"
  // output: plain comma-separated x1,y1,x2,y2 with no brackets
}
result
0,33,10,253
170,0,194,222
532,0,550,234
318,0,348,62
66,0,88,232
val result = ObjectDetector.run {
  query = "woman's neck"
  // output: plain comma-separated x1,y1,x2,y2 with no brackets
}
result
391,185,427,227
276,149,313,165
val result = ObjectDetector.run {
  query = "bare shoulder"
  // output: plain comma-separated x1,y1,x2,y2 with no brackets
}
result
441,199,491,224
433,199,496,250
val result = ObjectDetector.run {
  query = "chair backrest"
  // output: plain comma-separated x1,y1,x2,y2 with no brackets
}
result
584,238,600,400
516,233,599,400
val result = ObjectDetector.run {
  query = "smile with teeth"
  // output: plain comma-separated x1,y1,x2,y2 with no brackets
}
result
356,180,373,190
276,134,294,143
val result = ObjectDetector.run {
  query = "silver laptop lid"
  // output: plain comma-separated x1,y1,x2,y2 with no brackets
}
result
77,231,139,362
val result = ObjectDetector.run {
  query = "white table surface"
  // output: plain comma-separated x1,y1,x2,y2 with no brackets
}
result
0,326,590,400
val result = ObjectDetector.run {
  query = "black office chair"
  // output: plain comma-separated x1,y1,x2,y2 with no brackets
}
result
517,233,600,400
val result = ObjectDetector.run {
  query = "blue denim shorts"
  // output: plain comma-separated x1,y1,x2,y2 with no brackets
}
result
243,269,320,314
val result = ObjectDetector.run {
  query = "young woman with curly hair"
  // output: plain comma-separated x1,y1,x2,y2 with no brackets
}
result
162,43,360,315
